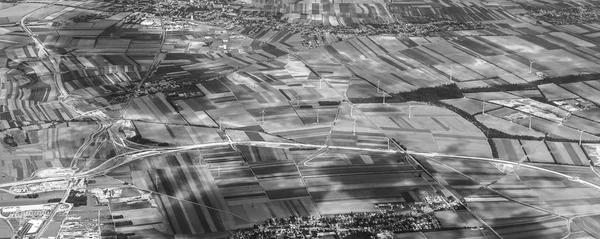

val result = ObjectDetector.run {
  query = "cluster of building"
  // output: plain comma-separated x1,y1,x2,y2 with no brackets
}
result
554,99,596,112
1,205,55,238
117,0,208,17
230,211,442,239
202,7,487,38
1,205,54,219
230,192,462,238
11,181,70,194
374,193,461,214
89,187,156,207
57,211,101,239
527,5,600,24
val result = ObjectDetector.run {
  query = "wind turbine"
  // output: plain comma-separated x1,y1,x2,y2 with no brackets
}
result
316,108,320,124
260,108,266,123
529,60,535,74
219,117,223,131
382,92,389,104
482,99,486,115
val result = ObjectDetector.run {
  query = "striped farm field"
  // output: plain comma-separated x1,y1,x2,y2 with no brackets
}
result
538,83,579,101
574,215,600,238
131,166,235,234
283,0,392,26
574,108,600,123
560,81,600,105
493,138,528,162
546,141,590,166
516,165,600,217
209,159,318,229
128,152,201,171
124,93,186,125
300,165,431,215
133,121,225,146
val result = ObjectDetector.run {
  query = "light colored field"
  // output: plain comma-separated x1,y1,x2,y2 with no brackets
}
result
442,98,501,115
549,32,595,47
480,36,546,54
525,49,598,76
465,92,522,100
134,121,224,145
476,114,545,137
538,83,579,101
494,138,528,162
521,140,554,163
434,210,480,228
561,81,600,105
435,137,492,158
0,218,13,238
563,115,600,135
124,93,186,125
467,200,551,223
0,3,44,22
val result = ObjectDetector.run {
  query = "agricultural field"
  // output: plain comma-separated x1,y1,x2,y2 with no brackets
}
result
417,154,600,238
355,103,491,157
5,0,600,238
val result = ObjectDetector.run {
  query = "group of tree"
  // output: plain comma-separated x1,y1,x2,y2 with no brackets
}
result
14,193,38,199
65,190,87,207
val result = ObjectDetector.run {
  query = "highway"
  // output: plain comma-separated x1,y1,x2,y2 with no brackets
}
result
411,152,600,191
5,139,600,193
10,3,600,239
18,5,100,238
